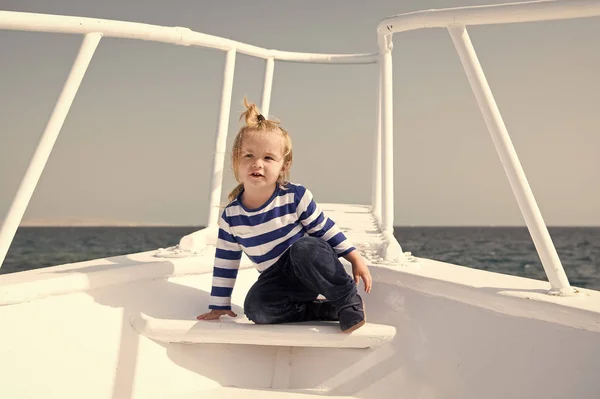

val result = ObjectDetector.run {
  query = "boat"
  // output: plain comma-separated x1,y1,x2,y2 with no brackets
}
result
1,1,599,398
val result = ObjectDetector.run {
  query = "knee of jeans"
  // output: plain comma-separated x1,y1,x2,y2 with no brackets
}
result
244,303,273,324
244,289,258,313
291,236,331,258
244,290,268,324
245,310,273,325
244,302,260,323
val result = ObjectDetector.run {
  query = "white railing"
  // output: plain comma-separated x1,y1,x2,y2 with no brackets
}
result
0,11,378,270
374,0,600,295
1,1,599,296
376,0,600,35
0,11,380,64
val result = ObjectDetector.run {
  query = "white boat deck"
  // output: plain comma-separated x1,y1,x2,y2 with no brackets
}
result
1,204,600,399
168,387,357,398
304,203,394,264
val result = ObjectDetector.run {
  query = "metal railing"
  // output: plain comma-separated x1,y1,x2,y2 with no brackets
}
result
2,1,599,295
0,10,378,269
374,0,600,294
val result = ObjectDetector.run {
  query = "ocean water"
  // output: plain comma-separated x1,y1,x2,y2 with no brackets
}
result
1,226,599,290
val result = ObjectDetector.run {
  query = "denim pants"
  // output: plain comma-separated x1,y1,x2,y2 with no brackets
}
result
244,236,359,324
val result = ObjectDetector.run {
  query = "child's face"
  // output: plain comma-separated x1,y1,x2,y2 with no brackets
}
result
238,130,287,192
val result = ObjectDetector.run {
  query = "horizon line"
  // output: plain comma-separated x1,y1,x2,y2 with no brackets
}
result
13,223,600,228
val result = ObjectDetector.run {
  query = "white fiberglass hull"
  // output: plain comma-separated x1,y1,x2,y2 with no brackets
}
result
1,243,599,399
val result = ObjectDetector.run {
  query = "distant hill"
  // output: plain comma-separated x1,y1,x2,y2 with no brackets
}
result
16,217,177,227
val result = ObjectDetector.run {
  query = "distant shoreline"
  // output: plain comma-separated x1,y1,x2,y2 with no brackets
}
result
11,223,599,228
18,224,203,228
13,218,201,228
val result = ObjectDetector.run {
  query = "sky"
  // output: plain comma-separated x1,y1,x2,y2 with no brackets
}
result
0,0,599,227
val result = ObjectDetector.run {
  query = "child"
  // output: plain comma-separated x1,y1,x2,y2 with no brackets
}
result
197,98,372,333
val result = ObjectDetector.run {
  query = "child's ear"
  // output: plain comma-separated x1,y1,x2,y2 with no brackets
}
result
282,161,291,172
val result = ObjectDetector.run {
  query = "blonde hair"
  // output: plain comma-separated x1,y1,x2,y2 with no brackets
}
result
228,98,293,202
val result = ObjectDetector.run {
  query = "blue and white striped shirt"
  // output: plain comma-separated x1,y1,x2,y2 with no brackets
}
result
208,182,356,310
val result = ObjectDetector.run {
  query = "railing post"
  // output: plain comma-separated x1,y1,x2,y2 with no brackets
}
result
448,25,574,295
376,34,406,263
380,35,394,234
372,70,383,227
0,32,102,269
260,57,275,118
207,49,236,228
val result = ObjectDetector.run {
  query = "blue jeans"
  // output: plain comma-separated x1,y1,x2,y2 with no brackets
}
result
244,236,359,324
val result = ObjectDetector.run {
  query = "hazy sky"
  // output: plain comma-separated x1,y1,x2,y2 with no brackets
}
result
1,0,599,226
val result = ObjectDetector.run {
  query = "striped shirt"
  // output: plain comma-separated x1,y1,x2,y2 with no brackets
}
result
208,182,356,310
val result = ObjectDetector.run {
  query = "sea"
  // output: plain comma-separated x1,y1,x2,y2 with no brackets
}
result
1,226,599,291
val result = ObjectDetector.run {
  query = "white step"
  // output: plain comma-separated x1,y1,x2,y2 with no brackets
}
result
167,387,357,398
131,313,396,349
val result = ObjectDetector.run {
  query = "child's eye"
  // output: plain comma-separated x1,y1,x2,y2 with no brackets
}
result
244,154,253,158
265,156,274,161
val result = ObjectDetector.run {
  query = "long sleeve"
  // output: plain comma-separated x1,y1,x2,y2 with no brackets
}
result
208,212,243,310
295,186,356,257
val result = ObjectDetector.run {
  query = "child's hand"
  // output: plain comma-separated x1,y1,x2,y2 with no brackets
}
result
352,257,372,293
197,309,237,320
344,250,372,293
